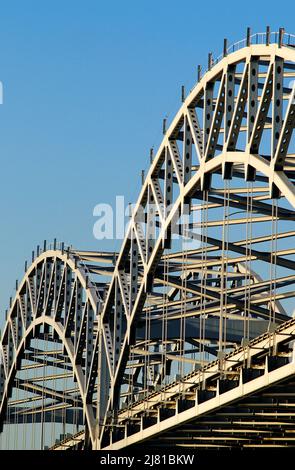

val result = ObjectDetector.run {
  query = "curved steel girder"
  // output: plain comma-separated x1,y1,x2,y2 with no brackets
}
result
0,250,100,446
92,43,295,448
1,41,295,451
0,315,96,443
98,152,295,439
0,250,100,356
2,249,100,325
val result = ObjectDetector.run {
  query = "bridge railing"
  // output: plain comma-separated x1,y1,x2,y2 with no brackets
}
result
192,30,295,89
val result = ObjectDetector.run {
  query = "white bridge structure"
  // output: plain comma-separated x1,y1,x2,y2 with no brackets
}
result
1,28,295,450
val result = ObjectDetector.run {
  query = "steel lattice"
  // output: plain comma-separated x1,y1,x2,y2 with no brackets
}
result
1,29,295,450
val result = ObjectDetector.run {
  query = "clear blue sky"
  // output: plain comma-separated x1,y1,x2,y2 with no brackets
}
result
0,0,293,320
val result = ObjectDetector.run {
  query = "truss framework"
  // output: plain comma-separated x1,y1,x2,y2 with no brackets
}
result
1,31,295,450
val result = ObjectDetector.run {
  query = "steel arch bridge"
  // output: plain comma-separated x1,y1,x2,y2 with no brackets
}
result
1,28,295,450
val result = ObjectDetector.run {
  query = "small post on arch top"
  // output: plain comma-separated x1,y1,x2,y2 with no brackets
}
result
246,27,251,47
266,25,270,46
278,27,285,48
223,38,228,58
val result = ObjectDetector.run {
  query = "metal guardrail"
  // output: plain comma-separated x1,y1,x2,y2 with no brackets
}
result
49,429,85,450
192,29,295,89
